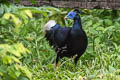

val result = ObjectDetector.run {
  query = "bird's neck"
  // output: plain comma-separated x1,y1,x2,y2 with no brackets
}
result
73,15,82,30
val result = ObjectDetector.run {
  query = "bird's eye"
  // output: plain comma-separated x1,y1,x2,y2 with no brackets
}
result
70,14,72,16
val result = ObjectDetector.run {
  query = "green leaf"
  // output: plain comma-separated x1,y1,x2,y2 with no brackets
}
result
93,22,101,28
15,71,21,77
18,76,29,80
0,4,4,15
1,19,8,25
109,66,116,73
2,13,22,32
96,27,104,31
87,20,93,26
104,19,113,26
89,27,98,34
19,66,32,79
95,37,100,45
11,56,21,63
15,0,20,3
3,55,12,64
103,26,114,33
24,10,33,18
0,65,7,74
0,72,3,76
30,0,37,4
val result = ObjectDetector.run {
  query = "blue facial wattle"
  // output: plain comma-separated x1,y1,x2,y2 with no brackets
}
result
67,11,77,19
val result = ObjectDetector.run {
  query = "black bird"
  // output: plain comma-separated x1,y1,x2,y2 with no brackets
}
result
44,9,88,66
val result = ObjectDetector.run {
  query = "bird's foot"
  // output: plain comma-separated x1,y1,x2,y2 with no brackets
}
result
55,64,58,68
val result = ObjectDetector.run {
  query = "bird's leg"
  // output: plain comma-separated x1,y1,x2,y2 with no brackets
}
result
74,55,80,65
55,55,59,67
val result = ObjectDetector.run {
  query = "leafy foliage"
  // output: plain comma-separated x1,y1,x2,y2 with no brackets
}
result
0,3,120,80
0,4,32,80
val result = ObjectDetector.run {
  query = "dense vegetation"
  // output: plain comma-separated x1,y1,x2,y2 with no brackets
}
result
0,3,120,80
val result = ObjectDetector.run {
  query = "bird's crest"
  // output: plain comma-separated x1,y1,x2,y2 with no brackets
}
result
43,20,56,33
73,9,82,14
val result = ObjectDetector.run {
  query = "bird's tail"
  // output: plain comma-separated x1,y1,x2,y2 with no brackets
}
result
43,20,56,34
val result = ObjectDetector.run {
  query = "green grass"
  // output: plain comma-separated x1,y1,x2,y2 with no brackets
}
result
0,4,120,80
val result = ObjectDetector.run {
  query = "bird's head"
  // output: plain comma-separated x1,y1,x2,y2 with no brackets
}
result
43,20,56,33
64,9,82,20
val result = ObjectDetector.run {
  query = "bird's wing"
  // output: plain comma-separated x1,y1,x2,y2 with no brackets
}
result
54,27,71,47
45,30,55,46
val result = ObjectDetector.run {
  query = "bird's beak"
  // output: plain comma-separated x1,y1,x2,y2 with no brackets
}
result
64,16,68,20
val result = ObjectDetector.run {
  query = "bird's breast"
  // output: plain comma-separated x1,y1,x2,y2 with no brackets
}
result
67,29,88,51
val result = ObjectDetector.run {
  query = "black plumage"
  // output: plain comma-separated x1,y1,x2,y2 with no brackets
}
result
44,9,88,66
